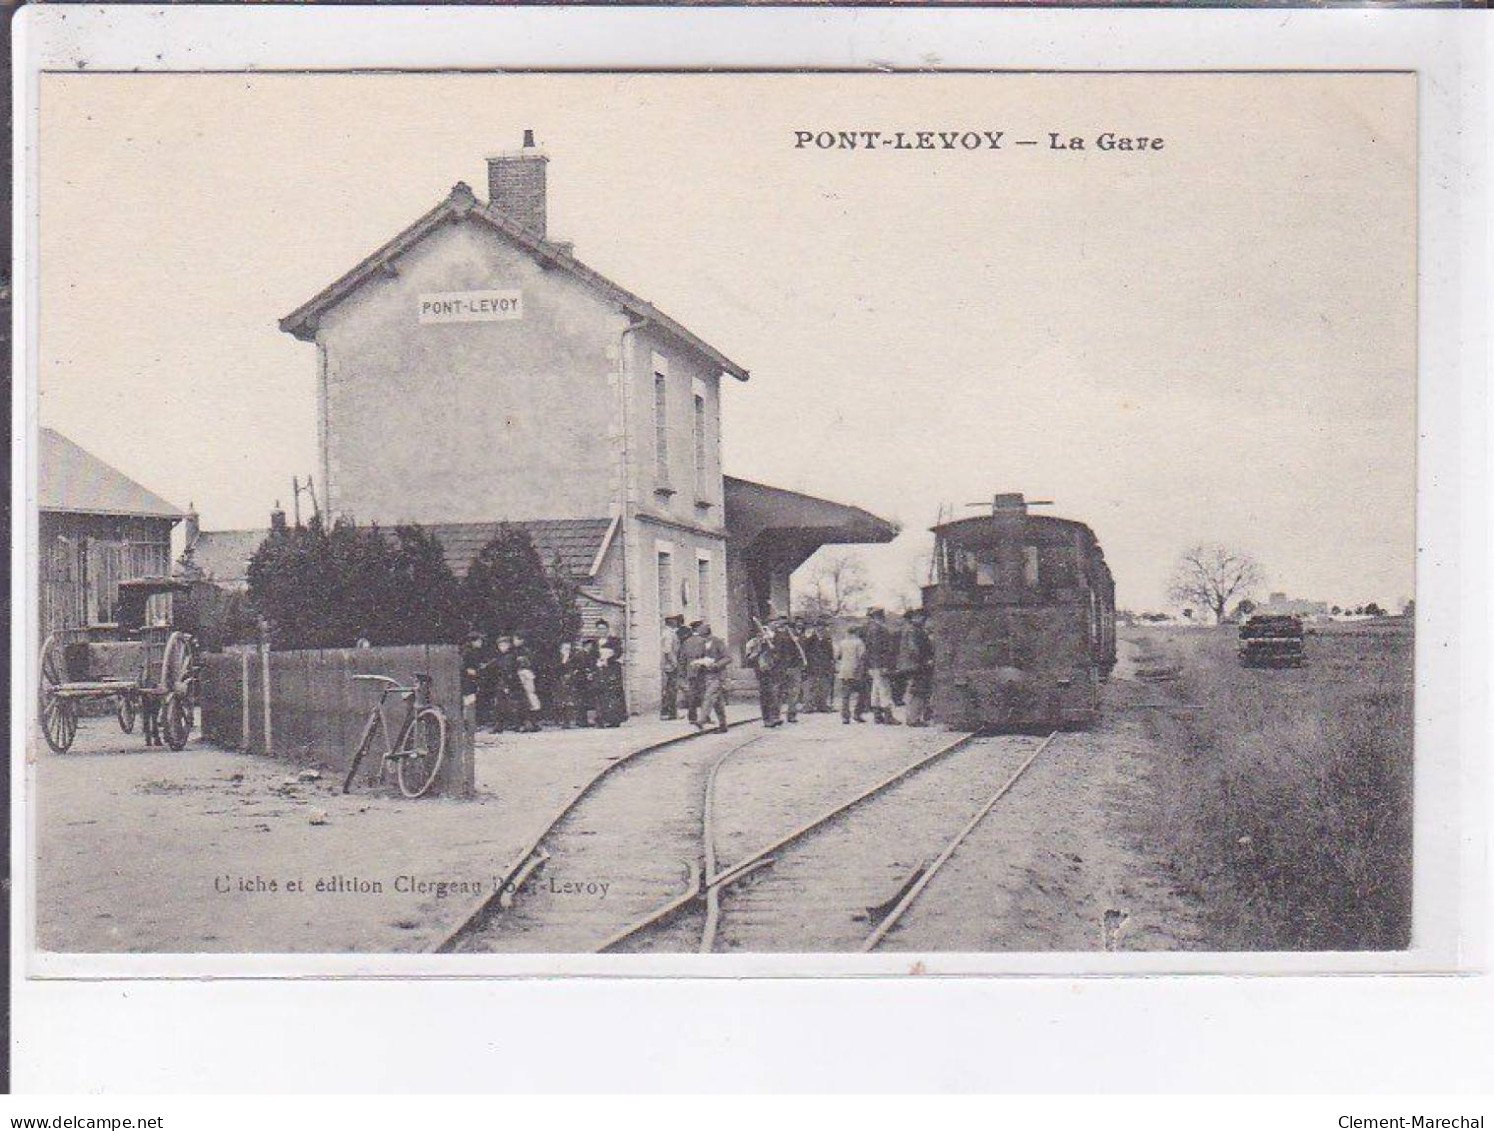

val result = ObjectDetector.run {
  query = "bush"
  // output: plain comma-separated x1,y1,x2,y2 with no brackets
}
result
461,524,578,707
247,517,466,650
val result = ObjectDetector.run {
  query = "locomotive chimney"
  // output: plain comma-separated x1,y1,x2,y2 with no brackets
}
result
487,130,549,238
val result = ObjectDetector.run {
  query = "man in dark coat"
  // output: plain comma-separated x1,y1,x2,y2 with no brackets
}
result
745,619,781,727
680,619,703,725
778,617,809,723
681,621,730,732
862,608,899,725
488,635,520,734
462,632,494,728
803,619,836,712
896,610,935,727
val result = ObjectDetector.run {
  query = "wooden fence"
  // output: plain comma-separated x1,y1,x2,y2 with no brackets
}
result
200,644,475,798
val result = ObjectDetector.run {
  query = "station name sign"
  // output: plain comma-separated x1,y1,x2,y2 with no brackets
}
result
418,290,523,324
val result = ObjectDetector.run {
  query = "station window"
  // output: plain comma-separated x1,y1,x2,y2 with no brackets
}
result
697,555,712,619
1023,545,1040,587
656,549,674,618
653,369,669,485
693,393,707,491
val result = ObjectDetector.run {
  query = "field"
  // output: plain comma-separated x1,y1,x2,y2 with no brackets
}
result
1123,620,1414,951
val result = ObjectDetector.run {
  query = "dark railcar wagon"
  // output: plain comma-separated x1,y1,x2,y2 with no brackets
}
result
923,494,1116,731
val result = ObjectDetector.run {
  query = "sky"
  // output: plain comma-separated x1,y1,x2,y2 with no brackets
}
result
36,72,1416,612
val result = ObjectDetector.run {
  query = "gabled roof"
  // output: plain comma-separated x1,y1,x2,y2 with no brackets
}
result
279,182,749,381
39,428,183,520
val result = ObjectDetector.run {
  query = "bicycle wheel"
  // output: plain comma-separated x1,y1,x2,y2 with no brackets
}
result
396,707,448,799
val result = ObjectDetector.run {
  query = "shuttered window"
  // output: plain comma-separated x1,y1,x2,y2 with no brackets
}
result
654,368,670,485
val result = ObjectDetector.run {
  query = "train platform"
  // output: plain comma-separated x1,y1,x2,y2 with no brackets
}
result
31,656,1207,956
31,705,758,955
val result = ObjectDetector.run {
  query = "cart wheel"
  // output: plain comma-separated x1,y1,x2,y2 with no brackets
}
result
39,632,67,713
160,632,198,698
117,693,138,734
163,692,193,752
42,697,78,753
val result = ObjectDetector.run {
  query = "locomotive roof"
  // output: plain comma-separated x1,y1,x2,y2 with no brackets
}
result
932,512,1102,545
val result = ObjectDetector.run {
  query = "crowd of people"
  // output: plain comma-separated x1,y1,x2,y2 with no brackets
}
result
461,608,936,735
747,608,934,728
462,617,628,733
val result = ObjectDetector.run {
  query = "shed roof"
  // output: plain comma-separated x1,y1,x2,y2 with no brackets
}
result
279,182,748,381
723,476,898,549
426,518,615,580
39,428,183,520
181,518,616,588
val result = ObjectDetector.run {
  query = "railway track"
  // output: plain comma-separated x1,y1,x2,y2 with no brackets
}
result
605,729,1060,954
438,718,1061,955
433,719,759,953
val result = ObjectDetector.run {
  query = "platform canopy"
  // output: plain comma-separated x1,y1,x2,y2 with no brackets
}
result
724,475,898,572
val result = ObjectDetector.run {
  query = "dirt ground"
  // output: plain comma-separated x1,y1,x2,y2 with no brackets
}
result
33,645,1205,954
31,710,754,954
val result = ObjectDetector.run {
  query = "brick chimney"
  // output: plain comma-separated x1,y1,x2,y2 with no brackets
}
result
487,129,548,238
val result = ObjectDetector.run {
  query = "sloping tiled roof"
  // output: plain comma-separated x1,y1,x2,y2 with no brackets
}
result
180,518,614,588
182,529,267,587
279,182,749,381
425,519,615,580
39,428,183,520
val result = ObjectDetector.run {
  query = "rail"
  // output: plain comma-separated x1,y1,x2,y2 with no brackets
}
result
860,730,1059,950
432,717,757,953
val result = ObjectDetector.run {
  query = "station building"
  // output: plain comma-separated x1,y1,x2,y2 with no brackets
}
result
278,134,895,710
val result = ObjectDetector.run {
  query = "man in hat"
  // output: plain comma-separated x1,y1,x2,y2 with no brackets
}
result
778,616,809,723
896,609,935,727
862,608,900,725
462,631,493,728
488,634,520,734
660,613,684,721
683,621,731,733
803,618,836,713
744,617,782,726
834,623,868,724
681,619,704,724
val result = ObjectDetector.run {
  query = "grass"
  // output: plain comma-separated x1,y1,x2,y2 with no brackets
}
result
1126,621,1414,950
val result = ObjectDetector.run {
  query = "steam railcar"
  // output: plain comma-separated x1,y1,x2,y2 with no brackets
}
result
923,494,1115,731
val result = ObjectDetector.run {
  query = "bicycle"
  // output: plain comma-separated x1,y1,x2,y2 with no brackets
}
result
341,673,449,799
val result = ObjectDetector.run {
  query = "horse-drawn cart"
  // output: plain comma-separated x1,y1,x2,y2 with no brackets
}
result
38,577,200,753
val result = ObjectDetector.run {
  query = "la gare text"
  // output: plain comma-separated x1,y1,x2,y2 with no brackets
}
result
793,130,1165,153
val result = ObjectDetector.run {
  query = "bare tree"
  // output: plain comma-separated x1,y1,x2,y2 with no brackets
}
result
797,550,870,619
1167,544,1264,625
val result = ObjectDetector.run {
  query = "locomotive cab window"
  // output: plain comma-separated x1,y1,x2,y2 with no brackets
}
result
1022,545,1040,588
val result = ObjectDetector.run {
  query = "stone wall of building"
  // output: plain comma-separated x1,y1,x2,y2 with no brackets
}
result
315,219,629,527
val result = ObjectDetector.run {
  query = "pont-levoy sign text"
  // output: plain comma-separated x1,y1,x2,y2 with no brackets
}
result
418,290,523,324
